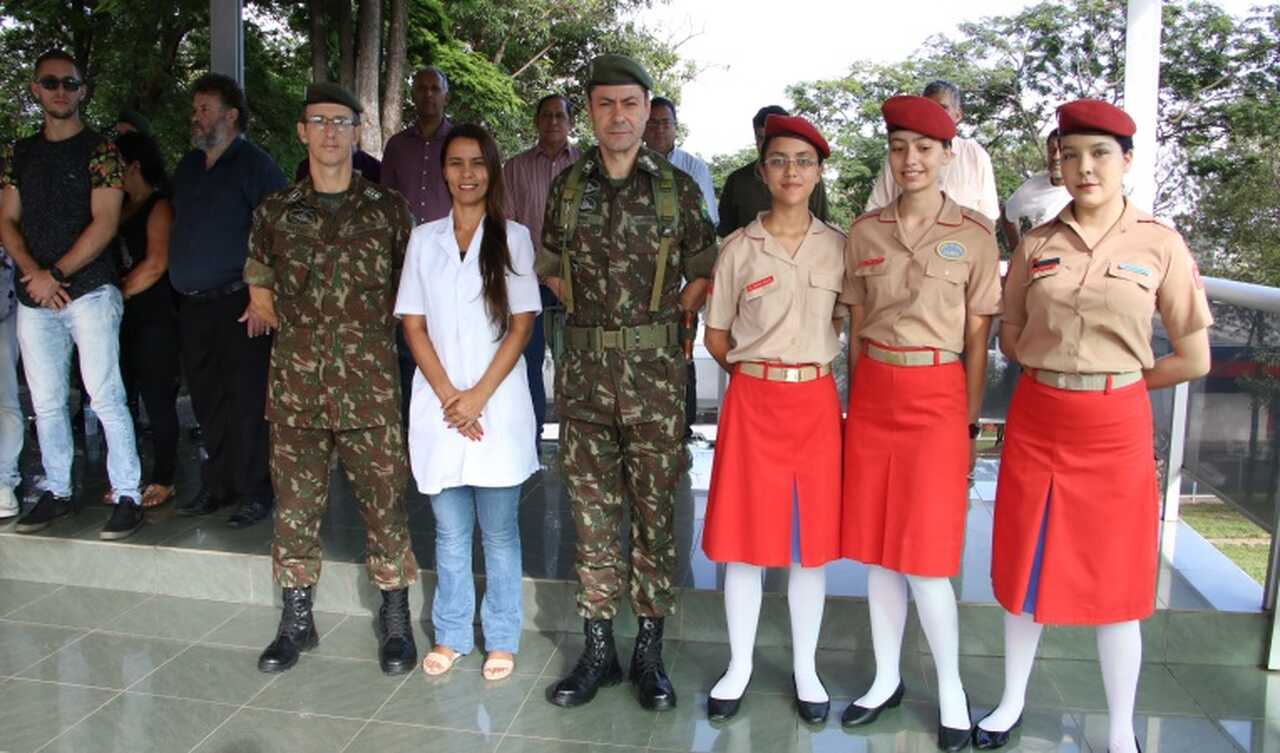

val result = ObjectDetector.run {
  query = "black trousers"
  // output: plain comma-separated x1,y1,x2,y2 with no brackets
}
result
121,301,181,485
178,289,273,505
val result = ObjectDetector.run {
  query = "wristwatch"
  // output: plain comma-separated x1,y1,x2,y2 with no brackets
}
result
48,266,67,284
968,422,981,439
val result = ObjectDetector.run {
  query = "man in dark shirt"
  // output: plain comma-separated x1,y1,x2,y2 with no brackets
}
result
169,72,287,527
381,66,454,425
0,49,144,540
717,105,829,237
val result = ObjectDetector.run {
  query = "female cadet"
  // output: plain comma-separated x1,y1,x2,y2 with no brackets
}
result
701,115,845,723
973,101,1211,753
395,123,542,682
839,96,1001,752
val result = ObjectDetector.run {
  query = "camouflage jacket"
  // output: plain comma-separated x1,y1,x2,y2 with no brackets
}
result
244,174,413,430
535,146,718,425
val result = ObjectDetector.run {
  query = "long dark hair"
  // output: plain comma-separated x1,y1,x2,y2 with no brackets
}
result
114,131,170,194
442,123,514,339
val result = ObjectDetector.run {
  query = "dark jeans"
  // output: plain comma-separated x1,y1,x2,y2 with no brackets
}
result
525,311,548,440
178,289,273,505
121,301,180,485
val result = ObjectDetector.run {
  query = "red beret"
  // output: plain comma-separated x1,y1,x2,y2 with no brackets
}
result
881,95,956,141
1056,99,1136,137
762,114,830,159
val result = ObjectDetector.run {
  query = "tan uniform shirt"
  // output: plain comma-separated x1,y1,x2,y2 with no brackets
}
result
841,195,1002,354
706,215,847,365
1002,202,1213,373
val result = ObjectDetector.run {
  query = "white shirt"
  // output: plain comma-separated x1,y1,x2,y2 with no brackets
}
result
394,214,543,495
1004,171,1071,232
665,147,720,226
865,136,1000,221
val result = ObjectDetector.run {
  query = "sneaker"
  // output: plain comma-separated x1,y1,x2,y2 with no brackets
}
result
15,491,75,533
0,487,18,520
100,497,144,541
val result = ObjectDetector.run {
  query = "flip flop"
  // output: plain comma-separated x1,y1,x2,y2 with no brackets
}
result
422,645,460,676
141,484,176,508
482,652,515,681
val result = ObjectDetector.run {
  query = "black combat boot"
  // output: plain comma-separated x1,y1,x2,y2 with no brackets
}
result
377,587,417,675
257,586,319,673
548,619,623,707
630,616,677,711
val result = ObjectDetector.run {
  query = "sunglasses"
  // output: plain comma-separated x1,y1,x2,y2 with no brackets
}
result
35,76,83,92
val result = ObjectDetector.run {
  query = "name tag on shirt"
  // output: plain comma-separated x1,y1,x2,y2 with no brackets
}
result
746,275,775,293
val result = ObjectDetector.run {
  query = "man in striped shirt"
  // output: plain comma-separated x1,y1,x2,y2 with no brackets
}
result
502,93,580,444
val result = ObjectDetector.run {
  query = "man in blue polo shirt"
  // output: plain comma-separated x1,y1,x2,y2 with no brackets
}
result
169,73,286,528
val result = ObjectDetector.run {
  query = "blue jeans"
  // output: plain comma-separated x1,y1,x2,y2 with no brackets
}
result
0,312,22,490
430,484,523,655
16,286,140,501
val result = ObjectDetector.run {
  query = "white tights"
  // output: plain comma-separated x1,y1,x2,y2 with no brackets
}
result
856,565,970,728
979,611,1141,753
710,562,828,702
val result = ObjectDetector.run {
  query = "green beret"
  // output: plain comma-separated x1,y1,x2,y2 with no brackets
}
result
304,82,362,115
586,54,652,91
116,109,152,135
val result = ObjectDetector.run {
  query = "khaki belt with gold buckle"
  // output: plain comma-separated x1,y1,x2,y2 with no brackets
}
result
865,342,960,367
1033,369,1143,392
736,362,832,383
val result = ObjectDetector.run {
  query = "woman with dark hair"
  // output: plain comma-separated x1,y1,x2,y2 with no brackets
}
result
395,123,541,681
838,96,1001,751
974,100,1211,753
114,130,180,508
700,114,845,724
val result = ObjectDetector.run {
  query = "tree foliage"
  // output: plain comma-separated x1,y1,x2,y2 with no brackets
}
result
783,0,1280,244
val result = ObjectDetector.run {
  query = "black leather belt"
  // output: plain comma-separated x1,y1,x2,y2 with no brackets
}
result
178,280,246,303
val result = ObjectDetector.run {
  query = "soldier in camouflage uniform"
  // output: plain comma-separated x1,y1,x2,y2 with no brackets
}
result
244,83,418,676
539,56,718,711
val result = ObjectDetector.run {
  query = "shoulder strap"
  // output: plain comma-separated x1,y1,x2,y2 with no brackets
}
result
649,160,679,312
557,156,590,314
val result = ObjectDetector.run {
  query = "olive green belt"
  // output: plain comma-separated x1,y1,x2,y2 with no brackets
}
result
563,322,680,352
1032,369,1143,392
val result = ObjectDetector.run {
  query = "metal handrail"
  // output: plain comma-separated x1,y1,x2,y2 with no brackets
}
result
1202,276,1280,314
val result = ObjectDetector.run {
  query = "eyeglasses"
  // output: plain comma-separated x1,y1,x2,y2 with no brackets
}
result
302,115,358,129
35,76,83,92
763,156,820,171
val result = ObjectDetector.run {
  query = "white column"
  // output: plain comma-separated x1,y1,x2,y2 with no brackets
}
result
1124,0,1162,212
210,0,244,85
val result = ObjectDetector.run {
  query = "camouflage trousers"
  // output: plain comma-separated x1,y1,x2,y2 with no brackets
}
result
563,411,684,620
270,422,418,590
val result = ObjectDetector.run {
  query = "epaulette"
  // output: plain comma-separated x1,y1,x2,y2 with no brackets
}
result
821,220,849,240
284,187,305,204
720,226,749,249
1138,215,1178,233
850,209,881,228
959,207,994,235
363,185,383,201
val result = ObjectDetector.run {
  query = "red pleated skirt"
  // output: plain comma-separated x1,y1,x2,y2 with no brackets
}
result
992,373,1158,625
841,355,969,577
702,368,842,567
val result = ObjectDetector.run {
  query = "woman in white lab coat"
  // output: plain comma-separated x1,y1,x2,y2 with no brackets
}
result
395,122,541,681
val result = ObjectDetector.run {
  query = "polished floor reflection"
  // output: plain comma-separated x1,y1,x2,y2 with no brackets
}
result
0,579,1272,753
11,417,1264,612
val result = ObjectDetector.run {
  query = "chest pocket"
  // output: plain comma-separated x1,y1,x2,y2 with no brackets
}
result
807,269,843,318
922,256,968,309
1104,259,1157,317
338,223,393,292
273,225,317,298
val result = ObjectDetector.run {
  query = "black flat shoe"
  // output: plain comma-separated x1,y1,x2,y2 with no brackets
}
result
937,693,972,752
841,682,905,727
706,673,749,722
793,674,830,724
973,712,1021,750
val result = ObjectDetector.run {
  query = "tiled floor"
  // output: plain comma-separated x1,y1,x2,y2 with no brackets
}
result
0,579,1273,753
9,420,1264,612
